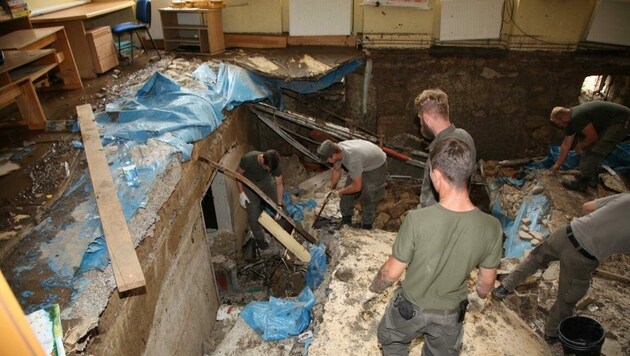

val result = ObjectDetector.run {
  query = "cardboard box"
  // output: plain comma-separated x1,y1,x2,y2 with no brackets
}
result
86,26,119,74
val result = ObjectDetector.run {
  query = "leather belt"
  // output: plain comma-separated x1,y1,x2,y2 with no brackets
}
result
566,225,597,261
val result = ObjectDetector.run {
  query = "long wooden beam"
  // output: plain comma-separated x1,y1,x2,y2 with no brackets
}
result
198,156,320,246
77,104,145,293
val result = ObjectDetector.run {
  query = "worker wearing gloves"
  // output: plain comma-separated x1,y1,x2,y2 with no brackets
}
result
236,150,284,252
549,101,630,192
416,88,476,208
317,139,387,230
493,193,630,345
362,137,502,355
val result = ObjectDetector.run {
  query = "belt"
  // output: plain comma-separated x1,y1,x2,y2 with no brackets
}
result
396,292,459,316
565,225,597,261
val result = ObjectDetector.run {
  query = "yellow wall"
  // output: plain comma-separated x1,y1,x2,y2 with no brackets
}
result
222,0,283,34
508,0,596,43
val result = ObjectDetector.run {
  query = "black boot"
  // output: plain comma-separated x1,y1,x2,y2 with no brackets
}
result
242,239,257,262
561,177,589,192
255,238,269,251
361,223,373,230
491,284,512,300
337,216,352,229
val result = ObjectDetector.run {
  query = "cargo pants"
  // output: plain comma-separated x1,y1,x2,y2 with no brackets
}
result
339,162,387,225
244,175,277,241
377,290,463,356
501,226,599,337
579,122,630,178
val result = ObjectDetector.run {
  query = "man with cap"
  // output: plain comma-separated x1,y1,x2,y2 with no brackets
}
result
549,101,630,192
317,139,387,229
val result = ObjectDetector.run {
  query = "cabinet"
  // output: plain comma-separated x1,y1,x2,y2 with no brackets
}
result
86,26,119,74
159,8,225,55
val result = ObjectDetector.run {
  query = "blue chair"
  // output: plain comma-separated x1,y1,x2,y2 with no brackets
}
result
111,0,161,62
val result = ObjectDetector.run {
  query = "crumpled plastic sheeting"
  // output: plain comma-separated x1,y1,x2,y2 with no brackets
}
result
493,194,550,258
529,144,630,175
241,286,315,341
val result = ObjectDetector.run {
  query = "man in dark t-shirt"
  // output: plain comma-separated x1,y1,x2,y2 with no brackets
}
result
550,101,630,191
236,150,284,253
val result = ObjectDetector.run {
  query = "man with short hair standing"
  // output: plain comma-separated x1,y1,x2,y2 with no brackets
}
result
549,101,630,191
237,149,284,251
317,139,387,230
363,137,502,355
415,88,476,208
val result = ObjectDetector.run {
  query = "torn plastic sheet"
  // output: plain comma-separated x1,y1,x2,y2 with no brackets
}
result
528,144,630,175
491,182,551,258
241,286,315,341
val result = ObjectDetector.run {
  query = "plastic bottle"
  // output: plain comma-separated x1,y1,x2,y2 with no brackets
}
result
117,139,140,187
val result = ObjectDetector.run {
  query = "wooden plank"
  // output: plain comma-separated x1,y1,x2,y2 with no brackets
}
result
258,212,311,263
224,34,287,49
287,35,357,47
595,268,630,284
76,104,146,293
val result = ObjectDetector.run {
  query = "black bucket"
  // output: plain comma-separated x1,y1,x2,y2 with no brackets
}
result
558,316,605,356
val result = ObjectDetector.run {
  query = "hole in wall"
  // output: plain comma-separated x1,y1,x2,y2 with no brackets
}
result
201,189,218,230
581,74,612,101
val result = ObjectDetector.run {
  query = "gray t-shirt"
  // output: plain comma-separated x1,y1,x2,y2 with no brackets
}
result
337,140,386,178
572,193,630,260
420,125,476,207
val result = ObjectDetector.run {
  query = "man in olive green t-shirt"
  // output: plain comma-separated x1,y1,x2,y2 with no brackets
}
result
550,101,630,191
362,137,502,355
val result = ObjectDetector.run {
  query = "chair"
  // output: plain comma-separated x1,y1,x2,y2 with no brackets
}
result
111,0,161,62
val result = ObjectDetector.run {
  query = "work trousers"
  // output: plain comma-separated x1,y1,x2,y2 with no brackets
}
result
501,226,599,337
579,122,629,178
244,175,277,241
377,290,463,356
339,162,387,225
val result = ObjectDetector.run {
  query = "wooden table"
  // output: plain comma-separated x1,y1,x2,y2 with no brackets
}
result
0,27,83,90
30,1,135,79
0,49,58,129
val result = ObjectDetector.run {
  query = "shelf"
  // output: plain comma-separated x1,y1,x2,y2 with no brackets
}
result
159,7,224,55
162,25,206,31
164,38,202,44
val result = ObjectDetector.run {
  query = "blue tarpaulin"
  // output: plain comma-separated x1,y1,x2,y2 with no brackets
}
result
492,143,630,258
16,59,363,311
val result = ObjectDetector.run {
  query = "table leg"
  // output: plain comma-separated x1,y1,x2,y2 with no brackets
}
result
52,27,83,89
16,80,46,130
62,20,97,79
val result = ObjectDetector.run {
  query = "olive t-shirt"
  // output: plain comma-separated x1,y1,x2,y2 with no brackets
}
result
239,151,282,181
393,204,502,310
566,101,630,137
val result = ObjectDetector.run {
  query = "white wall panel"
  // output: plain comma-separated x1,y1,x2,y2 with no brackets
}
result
586,0,630,46
440,0,504,41
289,0,353,36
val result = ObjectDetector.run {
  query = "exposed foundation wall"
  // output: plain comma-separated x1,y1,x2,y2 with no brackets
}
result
87,108,252,355
349,49,630,160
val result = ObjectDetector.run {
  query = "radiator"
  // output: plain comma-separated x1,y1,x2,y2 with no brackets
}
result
440,0,504,41
289,0,353,36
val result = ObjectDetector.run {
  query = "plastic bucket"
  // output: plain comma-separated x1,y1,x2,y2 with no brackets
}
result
558,316,605,356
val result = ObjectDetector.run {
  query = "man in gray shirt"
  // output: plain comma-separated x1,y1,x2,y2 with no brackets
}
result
493,193,630,344
317,139,387,229
415,89,476,207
